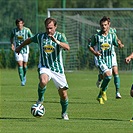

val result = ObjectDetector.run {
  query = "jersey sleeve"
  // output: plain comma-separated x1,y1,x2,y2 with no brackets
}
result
88,34,97,48
27,28,33,37
60,33,68,44
10,29,14,39
112,33,118,47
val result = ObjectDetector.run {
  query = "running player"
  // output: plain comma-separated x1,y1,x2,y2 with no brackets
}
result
88,16,120,104
10,18,33,86
95,17,124,99
15,17,70,120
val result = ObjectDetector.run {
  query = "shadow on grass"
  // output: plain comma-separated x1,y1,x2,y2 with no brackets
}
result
0,117,41,122
69,117,129,122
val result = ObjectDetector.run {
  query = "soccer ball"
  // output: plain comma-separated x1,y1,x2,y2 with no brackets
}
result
31,103,45,117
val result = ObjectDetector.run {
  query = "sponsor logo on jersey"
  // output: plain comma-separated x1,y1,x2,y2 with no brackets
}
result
17,36,23,40
43,45,55,54
101,43,110,50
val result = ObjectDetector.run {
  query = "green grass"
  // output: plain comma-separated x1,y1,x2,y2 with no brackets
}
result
1,69,133,133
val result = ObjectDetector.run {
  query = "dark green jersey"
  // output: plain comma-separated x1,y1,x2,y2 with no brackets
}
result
10,26,32,54
30,31,68,74
89,31,118,69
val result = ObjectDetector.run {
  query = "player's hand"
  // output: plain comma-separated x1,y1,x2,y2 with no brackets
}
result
49,35,56,42
94,51,102,56
125,57,131,64
49,35,60,44
119,43,124,48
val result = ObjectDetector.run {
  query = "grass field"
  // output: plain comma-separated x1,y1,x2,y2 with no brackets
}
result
1,69,133,133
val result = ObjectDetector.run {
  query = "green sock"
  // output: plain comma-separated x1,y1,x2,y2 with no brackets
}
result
101,76,112,92
60,99,68,114
23,66,27,77
114,74,120,93
18,66,24,81
38,84,46,102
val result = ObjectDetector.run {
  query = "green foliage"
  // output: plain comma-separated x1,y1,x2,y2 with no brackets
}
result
1,70,133,133
7,50,16,69
28,48,36,69
0,49,7,68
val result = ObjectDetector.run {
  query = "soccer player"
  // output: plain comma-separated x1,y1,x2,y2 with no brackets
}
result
10,18,33,86
125,53,133,121
88,16,120,104
15,17,70,120
95,17,124,99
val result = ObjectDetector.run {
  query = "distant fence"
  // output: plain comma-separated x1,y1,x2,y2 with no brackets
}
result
1,5,133,70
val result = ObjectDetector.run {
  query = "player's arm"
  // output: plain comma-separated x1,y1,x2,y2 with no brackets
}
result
125,52,133,64
88,35,101,56
49,35,70,51
117,38,124,48
15,38,32,54
10,38,15,51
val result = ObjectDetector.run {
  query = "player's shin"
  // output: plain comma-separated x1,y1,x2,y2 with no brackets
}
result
60,99,68,114
101,76,112,92
114,74,120,92
37,84,46,103
18,66,24,81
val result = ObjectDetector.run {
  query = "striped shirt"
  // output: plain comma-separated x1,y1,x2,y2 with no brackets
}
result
10,26,32,54
89,31,118,68
30,31,68,74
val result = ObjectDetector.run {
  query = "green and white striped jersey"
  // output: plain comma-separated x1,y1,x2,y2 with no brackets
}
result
89,31,118,69
10,26,32,54
30,31,68,74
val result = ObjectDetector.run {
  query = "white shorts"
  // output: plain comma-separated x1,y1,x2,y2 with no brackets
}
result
99,63,112,75
39,67,69,90
15,53,29,62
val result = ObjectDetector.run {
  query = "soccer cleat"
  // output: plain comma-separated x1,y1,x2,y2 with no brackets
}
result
102,91,107,101
130,117,133,122
62,113,69,120
97,97,104,104
116,92,122,99
21,76,26,86
96,80,102,88
21,81,25,86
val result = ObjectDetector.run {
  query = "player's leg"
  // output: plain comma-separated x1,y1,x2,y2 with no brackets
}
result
96,72,103,88
97,63,112,104
37,67,50,104
52,72,69,120
22,53,29,85
15,53,24,85
58,88,69,120
112,66,121,99
94,56,103,88
97,70,112,102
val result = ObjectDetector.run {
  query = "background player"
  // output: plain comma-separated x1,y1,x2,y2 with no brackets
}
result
95,17,124,99
10,18,33,86
88,16,119,104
